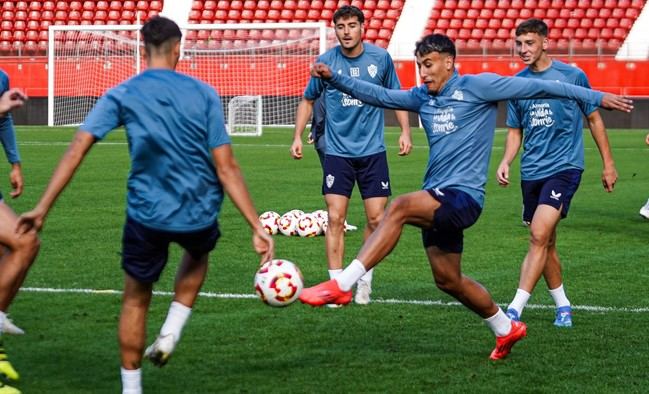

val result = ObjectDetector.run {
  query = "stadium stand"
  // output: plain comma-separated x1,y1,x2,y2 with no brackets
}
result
424,0,647,53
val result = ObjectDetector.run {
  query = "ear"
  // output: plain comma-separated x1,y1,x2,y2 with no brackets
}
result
446,55,453,71
542,37,549,51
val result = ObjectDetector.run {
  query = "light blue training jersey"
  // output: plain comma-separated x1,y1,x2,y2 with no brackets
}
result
0,70,21,164
81,68,231,232
506,60,597,180
326,70,603,207
304,43,401,157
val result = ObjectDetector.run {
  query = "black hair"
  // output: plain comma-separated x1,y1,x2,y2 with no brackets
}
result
140,16,182,55
333,5,364,24
414,34,456,59
515,18,548,37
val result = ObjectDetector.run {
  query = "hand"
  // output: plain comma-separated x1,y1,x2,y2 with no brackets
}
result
9,163,23,198
290,138,303,159
252,226,274,265
16,208,46,235
496,162,510,186
0,88,27,115
601,165,618,193
398,131,412,156
600,93,633,112
311,63,333,80
645,133,649,146
306,132,315,145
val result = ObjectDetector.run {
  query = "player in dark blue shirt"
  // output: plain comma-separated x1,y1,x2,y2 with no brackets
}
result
16,17,273,393
497,19,618,328
299,33,632,360
291,6,413,305
0,73,34,393
307,95,326,169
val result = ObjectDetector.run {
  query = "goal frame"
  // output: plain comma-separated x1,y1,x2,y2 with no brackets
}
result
47,22,330,127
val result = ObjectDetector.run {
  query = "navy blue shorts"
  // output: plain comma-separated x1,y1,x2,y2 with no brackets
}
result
421,188,482,253
322,152,391,199
521,169,582,223
121,216,221,283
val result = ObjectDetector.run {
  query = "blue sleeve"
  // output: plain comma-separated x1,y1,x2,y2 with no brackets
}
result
206,88,230,149
383,52,401,90
304,76,324,100
574,70,598,116
328,72,424,112
506,100,522,128
468,74,604,106
80,87,123,140
0,73,21,163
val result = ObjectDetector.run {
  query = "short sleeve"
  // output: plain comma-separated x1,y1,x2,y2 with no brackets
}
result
80,87,123,140
506,100,522,128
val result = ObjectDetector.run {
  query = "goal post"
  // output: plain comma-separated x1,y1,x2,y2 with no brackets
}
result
228,95,263,137
48,22,334,130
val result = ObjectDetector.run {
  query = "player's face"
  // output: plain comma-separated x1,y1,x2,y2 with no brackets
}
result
515,32,548,65
334,16,363,54
416,51,454,94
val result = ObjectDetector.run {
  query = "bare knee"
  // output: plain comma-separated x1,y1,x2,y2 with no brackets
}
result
9,231,40,260
383,197,410,224
327,211,346,232
529,227,552,249
365,211,384,232
434,272,462,296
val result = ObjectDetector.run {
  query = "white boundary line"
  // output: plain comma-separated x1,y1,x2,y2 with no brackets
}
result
20,287,649,313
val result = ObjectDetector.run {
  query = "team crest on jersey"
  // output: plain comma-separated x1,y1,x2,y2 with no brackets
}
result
350,67,360,77
326,174,335,188
451,90,464,101
368,64,378,78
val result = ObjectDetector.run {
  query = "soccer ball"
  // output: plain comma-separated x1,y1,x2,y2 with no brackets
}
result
312,209,328,228
278,213,298,236
286,209,305,219
254,259,304,307
259,211,280,235
296,213,322,237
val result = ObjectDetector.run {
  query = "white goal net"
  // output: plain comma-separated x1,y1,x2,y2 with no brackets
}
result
48,23,335,132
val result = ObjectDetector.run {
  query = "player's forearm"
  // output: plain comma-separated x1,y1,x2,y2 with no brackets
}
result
293,99,313,140
501,128,523,165
218,163,262,231
35,131,95,214
395,110,411,133
0,116,21,164
329,73,421,112
588,115,615,167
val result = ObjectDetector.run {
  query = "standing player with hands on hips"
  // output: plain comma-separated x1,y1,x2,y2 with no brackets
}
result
15,17,273,394
299,33,632,360
291,5,412,306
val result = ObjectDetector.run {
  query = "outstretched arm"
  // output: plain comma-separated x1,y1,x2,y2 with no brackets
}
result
212,144,274,264
16,131,96,234
311,63,424,112
291,98,314,160
471,74,634,112
586,110,617,192
496,128,523,187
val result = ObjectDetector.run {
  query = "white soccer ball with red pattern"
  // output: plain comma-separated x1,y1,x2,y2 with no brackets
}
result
286,209,305,219
296,213,322,237
278,213,298,236
254,259,304,307
312,209,328,228
259,211,280,235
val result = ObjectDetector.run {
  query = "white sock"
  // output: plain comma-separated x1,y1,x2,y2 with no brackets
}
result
484,308,512,337
359,267,373,285
328,269,343,279
121,367,142,394
335,259,367,291
160,301,192,343
0,310,6,335
508,288,531,317
548,284,570,308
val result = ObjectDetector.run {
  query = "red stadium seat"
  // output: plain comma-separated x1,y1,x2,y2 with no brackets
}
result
471,29,483,39
123,1,136,11
109,1,121,11
454,9,467,19
625,8,639,18
27,19,40,30
41,11,53,22
16,2,28,11
14,10,28,20
604,0,616,7
231,0,244,10
479,9,493,18
493,9,505,19
365,29,378,41
82,1,95,11
81,10,94,21
462,19,475,29
450,19,462,29
567,19,579,28
546,9,558,18
297,0,310,10
1,2,14,11
511,0,523,8
488,19,500,29
605,18,619,28
436,19,450,29
254,9,268,19
29,1,42,11
1,11,13,21
580,19,592,28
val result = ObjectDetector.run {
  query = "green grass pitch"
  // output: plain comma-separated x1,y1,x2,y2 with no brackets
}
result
3,126,648,393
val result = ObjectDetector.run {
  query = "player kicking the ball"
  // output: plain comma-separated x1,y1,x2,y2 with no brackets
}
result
299,33,632,360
